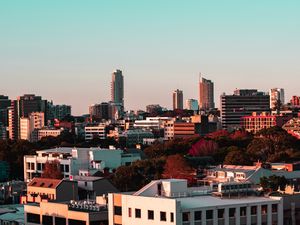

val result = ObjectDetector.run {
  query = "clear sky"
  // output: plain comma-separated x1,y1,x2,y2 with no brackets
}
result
1,0,299,115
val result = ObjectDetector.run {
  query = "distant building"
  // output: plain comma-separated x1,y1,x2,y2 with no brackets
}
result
48,103,71,121
36,128,62,141
89,102,109,121
270,88,285,109
20,112,45,141
164,121,196,140
242,112,292,133
0,161,9,182
134,117,171,130
146,104,163,114
199,76,214,110
185,99,198,111
111,69,124,107
120,129,154,147
0,95,11,128
84,124,106,140
290,96,300,107
173,89,183,110
108,179,283,225
283,118,300,139
220,89,270,131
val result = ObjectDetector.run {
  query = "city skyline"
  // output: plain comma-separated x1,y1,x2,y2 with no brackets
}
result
1,1,300,115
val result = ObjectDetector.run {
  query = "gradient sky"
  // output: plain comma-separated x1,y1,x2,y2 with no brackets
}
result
1,1,299,115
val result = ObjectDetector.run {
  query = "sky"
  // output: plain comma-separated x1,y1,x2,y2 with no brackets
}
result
0,0,299,115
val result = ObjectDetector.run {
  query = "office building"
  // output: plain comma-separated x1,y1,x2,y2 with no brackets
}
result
0,95,11,127
164,121,196,140
185,99,199,111
108,179,283,225
220,89,270,131
111,69,124,106
270,88,285,109
89,102,109,122
199,77,214,110
173,89,183,110
84,124,106,140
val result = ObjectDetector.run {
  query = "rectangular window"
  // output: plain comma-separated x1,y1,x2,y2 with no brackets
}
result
218,209,224,219
128,208,132,217
240,207,247,216
114,206,122,216
170,212,174,222
251,206,257,215
229,208,236,218
272,204,278,213
42,215,53,225
182,212,190,222
206,210,213,220
160,211,167,221
262,205,268,215
148,210,154,220
194,211,201,221
135,208,141,218
65,165,69,173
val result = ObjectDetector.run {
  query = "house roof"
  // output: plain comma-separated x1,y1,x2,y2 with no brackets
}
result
28,178,62,189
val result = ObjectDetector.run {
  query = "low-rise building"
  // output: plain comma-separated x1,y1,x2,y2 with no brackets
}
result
164,121,196,140
282,117,300,139
85,124,106,141
108,179,283,225
120,129,154,147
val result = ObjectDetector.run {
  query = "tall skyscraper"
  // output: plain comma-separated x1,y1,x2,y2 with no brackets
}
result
270,88,285,109
221,89,270,131
199,76,214,110
8,94,46,140
111,69,124,107
173,89,183,110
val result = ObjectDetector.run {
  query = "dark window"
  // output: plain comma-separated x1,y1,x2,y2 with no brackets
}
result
135,208,141,218
68,219,86,225
60,164,64,172
206,210,213,220
27,213,40,224
158,183,162,196
272,204,278,213
160,211,167,221
42,215,53,225
148,210,154,220
240,207,247,216
262,205,268,215
128,208,132,217
229,208,236,218
170,212,174,222
37,163,42,171
114,206,122,216
65,165,69,173
182,212,190,222
218,209,224,219
85,182,87,187
194,211,201,221
251,206,257,215
55,217,66,225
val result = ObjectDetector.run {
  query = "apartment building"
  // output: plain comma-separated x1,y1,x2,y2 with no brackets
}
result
108,179,283,225
164,121,196,140
84,124,106,141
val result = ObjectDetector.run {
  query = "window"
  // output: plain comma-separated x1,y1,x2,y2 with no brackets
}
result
182,212,190,222
27,213,40,224
262,205,268,215
42,215,53,225
65,165,69,173
160,211,167,221
229,208,236,218
148,210,154,220
170,212,174,222
194,211,201,221
272,204,278,213
240,207,247,216
206,210,213,220
135,208,141,218
251,206,257,215
114,206,122,216
218,209,224,219
37,163,42,171
128,208,132,217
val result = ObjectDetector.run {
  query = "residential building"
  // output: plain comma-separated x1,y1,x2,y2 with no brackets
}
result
108,179,283,225
21,178,78,204
270,88,285,109
24,147,142,182
36,128,62,141
242,112,292,133
134,117,171,130
185,99,198,111
120,129,154,147
173,89,183,110
290,96,300,107
48,103,71,121
20,112,45,141
89,102,109,122
164,121,196,140
220,89,270,131
199,76,214,110
111,69,124,107
85,124,106,140
20,117,30,140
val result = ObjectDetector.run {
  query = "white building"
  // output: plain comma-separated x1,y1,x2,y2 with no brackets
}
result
20,117,30,140
24,147,141,182
20,112,45,141
109,179,283,225
84,124,106,140
134,117,172,130
36,128,61,141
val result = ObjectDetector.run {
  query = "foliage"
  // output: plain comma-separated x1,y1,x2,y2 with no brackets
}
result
260,175,288,191
41,160,63,179
224,146,252,165
188,139,218,157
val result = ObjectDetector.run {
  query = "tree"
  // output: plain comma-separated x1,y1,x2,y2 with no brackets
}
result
224,146,252,165
260,175,288,192
163,154,195,184
42,160,63,179
188,139,218,157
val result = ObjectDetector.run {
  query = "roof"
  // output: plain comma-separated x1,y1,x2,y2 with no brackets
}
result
0,206,24,223
28,178,62,189
72,176,104,182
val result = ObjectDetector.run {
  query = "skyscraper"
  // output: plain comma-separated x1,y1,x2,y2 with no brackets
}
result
270,88,285,109
173,89,183,110
111,69,124,107
199,76,214,110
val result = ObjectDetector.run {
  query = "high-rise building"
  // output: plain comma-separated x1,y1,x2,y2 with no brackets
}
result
111,69,124,107
8,94,46,140
0,95,11,127
20,112,45,141
270,88,285,109
185,99,198,111
199,76,214,110
89,102,109,122
221,89,270,131
172,89,183,110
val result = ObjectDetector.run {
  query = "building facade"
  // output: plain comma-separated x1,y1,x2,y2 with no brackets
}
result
199,77,214,110
85,124,106,140
185,99,199,111
270,88,285,110
111,69,124,107
173,89,183,110
164,121,196,140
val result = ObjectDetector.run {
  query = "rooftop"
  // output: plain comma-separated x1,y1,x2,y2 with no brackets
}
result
28,177,62,189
